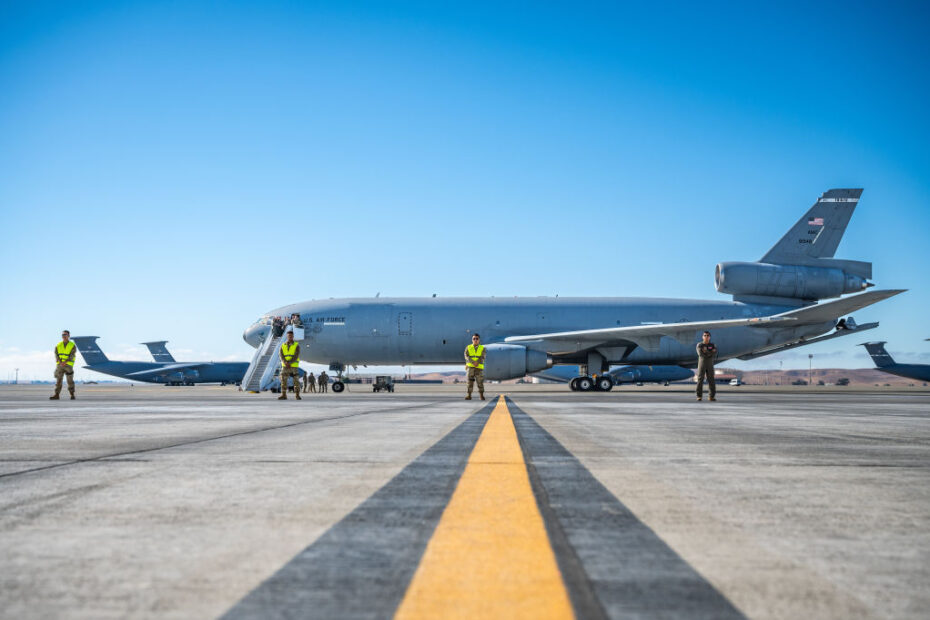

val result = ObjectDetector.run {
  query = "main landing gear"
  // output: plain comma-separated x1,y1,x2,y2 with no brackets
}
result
569,375,613,392
330,363,346,393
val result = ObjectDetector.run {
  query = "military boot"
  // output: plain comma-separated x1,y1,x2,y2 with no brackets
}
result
277,394,287,400
49,394,60,400
295,393,301,400
70,392,76,400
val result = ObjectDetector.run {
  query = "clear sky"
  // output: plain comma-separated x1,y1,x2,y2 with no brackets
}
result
1,1,929,381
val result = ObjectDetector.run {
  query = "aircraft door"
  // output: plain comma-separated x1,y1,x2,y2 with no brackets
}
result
396,311,416,360
398,312,413,336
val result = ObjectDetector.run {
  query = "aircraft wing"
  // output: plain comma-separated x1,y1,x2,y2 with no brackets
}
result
125,363,207,378
504,289,905,354
504,316,794,353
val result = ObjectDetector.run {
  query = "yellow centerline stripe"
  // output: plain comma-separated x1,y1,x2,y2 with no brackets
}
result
394,396,574,620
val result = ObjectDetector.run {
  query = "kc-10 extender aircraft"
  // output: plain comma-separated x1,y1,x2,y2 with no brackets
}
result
242,189,904,393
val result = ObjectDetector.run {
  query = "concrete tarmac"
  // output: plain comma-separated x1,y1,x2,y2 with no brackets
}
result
0,384,928,619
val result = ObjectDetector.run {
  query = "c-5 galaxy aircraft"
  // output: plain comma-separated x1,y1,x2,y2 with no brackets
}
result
242,188,904,393
533,365,693,389
860,342,930,382
72,337,249,385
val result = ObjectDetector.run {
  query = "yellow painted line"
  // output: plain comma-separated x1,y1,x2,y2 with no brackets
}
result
394,396,574,620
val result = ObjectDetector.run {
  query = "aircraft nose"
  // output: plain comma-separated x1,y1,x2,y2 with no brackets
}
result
243,323,267,347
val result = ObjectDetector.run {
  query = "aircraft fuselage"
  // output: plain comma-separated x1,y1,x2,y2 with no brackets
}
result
244,297,833,368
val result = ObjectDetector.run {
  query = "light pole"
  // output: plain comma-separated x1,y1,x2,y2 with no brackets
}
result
808,354,813,386
14,368,18,385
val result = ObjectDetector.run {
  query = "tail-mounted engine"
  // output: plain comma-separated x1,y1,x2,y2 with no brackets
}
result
716,261,871,303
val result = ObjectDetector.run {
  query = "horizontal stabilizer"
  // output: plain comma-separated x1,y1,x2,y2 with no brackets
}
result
769,289,905,326
737,322,878,360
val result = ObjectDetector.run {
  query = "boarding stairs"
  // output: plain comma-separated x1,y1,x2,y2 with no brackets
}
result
242,333,281,392
242,325,305,392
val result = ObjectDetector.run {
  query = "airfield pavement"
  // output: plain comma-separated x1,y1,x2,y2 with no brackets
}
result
0,383,928,620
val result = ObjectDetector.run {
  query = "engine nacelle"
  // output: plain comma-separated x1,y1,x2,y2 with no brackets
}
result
715,262,870,301
483,344,552,381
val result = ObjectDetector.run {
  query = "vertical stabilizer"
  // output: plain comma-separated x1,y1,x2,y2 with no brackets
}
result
862,341,895,368
761,188,863,264
141,341,176,363
71,336,109,365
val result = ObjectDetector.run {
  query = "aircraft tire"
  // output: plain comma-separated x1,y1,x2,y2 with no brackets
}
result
596,376,613,392
332,381,345,393
569,378,580,391
577,376,594,391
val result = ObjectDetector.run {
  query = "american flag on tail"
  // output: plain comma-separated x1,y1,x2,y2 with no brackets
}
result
808,217,824,226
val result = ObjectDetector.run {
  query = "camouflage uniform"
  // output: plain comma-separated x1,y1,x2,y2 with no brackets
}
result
306,372,316,392
464,343,486,400
52,341,77,399
278,341,301,399
318,372,328,393
696,341,717,400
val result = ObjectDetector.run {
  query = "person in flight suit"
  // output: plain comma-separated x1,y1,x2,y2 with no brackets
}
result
50,330,77,400
278,330,301,400
696,330,717,401
318,371,329,393
306,371,316,393
464,333,486,400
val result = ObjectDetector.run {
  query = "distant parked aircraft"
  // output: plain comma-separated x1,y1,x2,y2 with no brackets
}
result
141,341,175,363
860,342,930,382
72,337,248,386
533,365,693,390
243,189,902,393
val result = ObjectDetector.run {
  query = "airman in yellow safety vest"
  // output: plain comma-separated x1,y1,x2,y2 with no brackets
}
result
51,330,77,400
278,330,301,400
464,333,486,401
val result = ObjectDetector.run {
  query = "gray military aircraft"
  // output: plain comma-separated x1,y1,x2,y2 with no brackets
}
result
860,342,930,382
533,365,694,389
73,337,249,385
242,188,904,393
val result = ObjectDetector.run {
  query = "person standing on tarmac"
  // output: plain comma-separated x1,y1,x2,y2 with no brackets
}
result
50,330,77,400
306,371,316,393
318,371,328,393
696,330,717,401
278,330,301,400
464,333,486,400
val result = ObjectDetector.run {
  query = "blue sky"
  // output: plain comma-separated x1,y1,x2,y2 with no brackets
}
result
1,1,928,380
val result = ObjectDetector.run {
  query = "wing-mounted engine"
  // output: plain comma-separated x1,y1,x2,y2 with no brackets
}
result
716,261,872,304
483,344,552,381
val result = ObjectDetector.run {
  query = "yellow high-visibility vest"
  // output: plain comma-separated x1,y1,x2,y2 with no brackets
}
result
466,343,485,369
56,341,75,366
281,342,299,368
